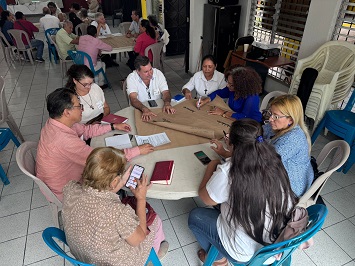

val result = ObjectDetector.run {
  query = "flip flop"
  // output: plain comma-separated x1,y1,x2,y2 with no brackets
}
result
197,249,228,266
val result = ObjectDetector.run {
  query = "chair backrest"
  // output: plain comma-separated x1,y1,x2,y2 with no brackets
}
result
145,42,164,70
68,50,95,72
42,227,94,266
246,204,328,266
7,29,32,50
234,35,254,50
0,76,10,125
259,91,286,112
122,79,130,104
118,22,131,35
0,31,14,48
343,88,355,112
44,28,60,44
15,141,62,207
298,140,350,208
75,23,88,36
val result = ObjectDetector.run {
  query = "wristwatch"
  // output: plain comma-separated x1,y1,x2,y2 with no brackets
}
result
110,123,115,130
222,111,228,118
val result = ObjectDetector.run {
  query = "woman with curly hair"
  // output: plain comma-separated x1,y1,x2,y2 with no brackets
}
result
198,66,262,122
188,119,297,264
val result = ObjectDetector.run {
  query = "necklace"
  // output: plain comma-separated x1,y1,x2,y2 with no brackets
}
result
76,90,94,110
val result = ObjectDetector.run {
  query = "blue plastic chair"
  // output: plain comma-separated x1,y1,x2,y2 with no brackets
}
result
42,227,162,266
311,89,355,173
203,204,328,266
67,50,111,89
44,28,60,64
0,128,20,185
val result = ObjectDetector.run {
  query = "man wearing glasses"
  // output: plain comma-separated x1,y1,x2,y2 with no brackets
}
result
36,88,154,201
126,56,176,121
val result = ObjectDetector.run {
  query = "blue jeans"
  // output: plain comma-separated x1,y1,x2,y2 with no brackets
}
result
188,207,238,262
29,39,44,59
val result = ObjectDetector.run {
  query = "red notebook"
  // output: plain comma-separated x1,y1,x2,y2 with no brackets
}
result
150,161,175,185
101,114,128,124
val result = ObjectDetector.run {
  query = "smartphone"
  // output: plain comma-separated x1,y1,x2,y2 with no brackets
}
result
194,151,211,165
148,100,158,107
125,165,145,189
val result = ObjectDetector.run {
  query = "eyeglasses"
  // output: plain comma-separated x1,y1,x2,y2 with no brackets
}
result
265,110,290,121
72,104,84,111
76,79,93,88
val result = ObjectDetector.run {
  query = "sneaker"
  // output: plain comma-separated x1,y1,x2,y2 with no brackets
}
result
36,58,45,63
157,241,169,259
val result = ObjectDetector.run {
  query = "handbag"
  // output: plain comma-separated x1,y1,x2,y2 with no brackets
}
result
121,196,157,228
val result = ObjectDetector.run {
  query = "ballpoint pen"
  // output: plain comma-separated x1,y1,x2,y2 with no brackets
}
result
197,96,202,110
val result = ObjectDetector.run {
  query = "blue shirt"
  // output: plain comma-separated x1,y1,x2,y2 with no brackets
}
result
1,20,13,45
263,123,314,197
208,87,262,122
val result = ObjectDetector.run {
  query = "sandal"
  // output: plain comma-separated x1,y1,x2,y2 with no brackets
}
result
197,249,228,266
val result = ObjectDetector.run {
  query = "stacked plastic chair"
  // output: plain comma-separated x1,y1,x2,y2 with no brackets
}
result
289,41,355,131
44,28,60,64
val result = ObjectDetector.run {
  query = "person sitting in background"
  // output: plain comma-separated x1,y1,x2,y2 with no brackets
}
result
87,0,99,15
78,8,91,24
0,10,14,45
198,66,262,122
263,94,314,197
69,2,82,29
77,25,112,87
56,20,79,60
13,12,45,62
188,119,297,264
47,1,65,22
91,12,111,36
147,14,164,40
127,56,176,121
36,88,154,201
182,54,226,100
40,7,60,31
62,147,169,265
126,10,141,38
127,19,156,71
65,64,110,123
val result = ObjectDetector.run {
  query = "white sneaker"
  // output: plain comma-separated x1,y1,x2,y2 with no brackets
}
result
157,241,169,259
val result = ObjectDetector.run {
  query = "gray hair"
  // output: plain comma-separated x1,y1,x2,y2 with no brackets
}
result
63,20,73,28
94,12,104,22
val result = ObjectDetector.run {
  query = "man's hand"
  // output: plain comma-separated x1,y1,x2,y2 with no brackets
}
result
138,144,155,155
114,123,131,132
183,89,192,100
141,107,157,121
163,103,176,114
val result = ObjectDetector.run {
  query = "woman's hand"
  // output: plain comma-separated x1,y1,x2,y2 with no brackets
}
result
197,97,211,108
114,123,131,132
130,174,150,200
208,106,224,116
138,144,155,155
210,139,232,158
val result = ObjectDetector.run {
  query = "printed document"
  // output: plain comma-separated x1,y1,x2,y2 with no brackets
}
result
105,134,133,149
135,133,171,147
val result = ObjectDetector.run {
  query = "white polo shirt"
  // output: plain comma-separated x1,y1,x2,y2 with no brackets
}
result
91,21,112,36
40,14,60,31
126,68,169,103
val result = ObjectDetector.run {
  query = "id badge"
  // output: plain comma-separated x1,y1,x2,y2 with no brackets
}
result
96,101,104,110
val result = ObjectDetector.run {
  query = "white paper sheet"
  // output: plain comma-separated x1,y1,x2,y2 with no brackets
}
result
135,133,171,147
112,33,123,36
105,134,133,149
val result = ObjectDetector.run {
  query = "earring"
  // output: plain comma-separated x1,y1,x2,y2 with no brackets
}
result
288,123,292,127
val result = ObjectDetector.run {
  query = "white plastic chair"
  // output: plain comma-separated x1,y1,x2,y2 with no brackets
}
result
0,77,25,142
145,42,165,73
122,79,130,104
289,41,355,130
118,22,131,35
50,35,72,78
16,141,63,229
7,29,35,65
0,31,16,64
297,140,350,208
75,23,88,36
259,91,286,112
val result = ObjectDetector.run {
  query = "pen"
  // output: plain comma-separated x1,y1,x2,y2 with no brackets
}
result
197,96,202,110
223,130,227,137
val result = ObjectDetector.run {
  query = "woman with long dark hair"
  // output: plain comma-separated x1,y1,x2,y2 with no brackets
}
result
0,11,14,45
198,66,262,122
127,19,157,70
188,119,297,265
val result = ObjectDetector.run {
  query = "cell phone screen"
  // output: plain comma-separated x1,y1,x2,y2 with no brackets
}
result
194,151,211,165
125,165,145,188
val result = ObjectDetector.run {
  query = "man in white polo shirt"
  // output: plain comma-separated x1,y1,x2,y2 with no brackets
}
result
126,55,176,121
40,7,60,31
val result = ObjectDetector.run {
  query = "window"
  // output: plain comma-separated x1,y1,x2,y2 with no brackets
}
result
248,0,311,83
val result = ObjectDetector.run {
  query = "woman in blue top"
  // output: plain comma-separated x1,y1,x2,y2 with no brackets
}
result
263,94,314,197
0,11,14,45
198,66,262,122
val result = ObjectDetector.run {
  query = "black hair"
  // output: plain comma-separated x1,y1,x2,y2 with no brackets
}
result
47,88,77,119
47,2,56,8
227,119,297,245
15,12,24,20
65,65,94,90
0,11,10,28
147,14,158,27
87,25,97,37
201,54,217,68
132,10,141,17
140,19,156,40
134,55,150,71
80,8,88,18
71,3,80,11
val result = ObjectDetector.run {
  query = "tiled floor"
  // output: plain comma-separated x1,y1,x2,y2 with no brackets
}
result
0,18,355,266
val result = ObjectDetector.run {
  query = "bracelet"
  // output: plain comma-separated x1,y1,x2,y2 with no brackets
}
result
110,123,115,131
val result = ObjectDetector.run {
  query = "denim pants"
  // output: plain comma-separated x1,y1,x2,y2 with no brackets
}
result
188,207,238,262
29,39,44,59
